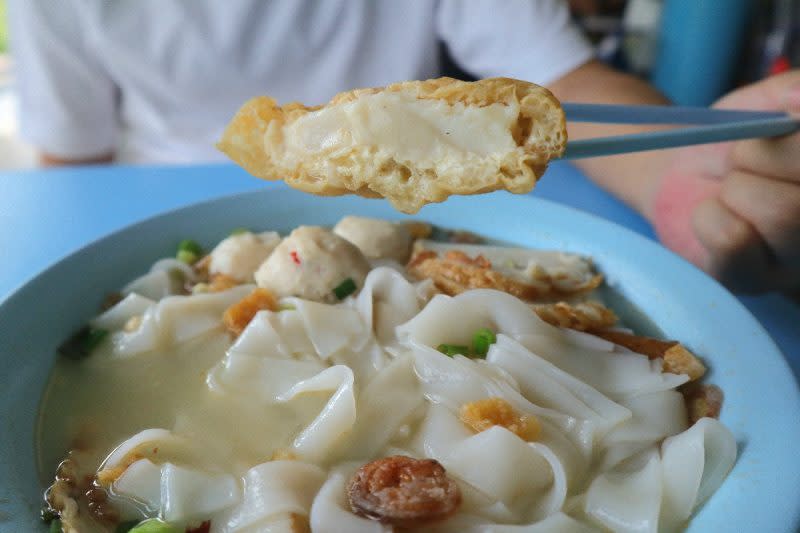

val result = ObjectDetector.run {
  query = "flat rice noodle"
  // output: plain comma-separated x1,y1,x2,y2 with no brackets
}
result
584,449,662,533
277,366,356,462
489,335,631,438
516,333,689,400
397,290,554,349
345,355,425,459
660,418,737,530
216,460,325,532
91,293,156,331
161,463,240,524
207,352,327,403
354,266,423,344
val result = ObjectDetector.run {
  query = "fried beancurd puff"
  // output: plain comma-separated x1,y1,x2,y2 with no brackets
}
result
407,248,603,301
348,456,462,528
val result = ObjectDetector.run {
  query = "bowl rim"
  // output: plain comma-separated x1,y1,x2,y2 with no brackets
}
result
1,187,799,531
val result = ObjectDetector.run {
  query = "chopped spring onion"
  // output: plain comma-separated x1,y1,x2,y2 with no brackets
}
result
49,519,63,533
176,249,199,264
278,303,296,311
127,518,181,533
178,239,203,254
230,227,248,236
176,239,203,264
333,278,357,300
115,520,141,533
58,326,109,360
471,328,497,358
437,344,470,357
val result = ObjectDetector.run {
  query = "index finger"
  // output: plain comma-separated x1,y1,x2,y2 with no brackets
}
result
731,130,800,182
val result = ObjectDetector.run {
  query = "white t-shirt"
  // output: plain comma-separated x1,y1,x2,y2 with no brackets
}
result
9,0,593,164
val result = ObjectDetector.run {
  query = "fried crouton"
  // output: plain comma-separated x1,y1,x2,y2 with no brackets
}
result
459,397,541,441
223,288,278,336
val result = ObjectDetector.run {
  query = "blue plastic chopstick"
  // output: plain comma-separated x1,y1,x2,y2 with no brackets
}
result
560,103,800,159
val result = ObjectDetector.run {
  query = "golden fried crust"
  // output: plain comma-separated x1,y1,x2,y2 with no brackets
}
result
218,77,566,213
595,330,706,380
459,397,541,441
406,248,602,301
532,301,618,331
223,287,278,337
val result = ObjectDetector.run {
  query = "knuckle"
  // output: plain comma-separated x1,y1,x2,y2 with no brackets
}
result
704,214,755,260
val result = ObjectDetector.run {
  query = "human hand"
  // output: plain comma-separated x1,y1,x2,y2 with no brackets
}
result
651,71,800,292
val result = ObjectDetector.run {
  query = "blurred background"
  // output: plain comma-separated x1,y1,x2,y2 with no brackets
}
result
0,0,36,169
0,0,797,170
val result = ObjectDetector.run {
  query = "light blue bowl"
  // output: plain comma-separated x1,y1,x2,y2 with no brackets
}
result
1,189,799,531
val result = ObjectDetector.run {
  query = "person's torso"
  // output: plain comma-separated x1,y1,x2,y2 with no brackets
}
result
78,0,442,163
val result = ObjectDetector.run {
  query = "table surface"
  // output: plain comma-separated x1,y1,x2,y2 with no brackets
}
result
2,162,798,379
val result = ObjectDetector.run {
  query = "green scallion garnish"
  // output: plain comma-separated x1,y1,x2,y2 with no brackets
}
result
115,520,141,533
58,326,109,360
127,518,181,533
178,239,203,254
176,239,203,264
437,344,470,357
83,328,109,353
49,519,63,533
333,278,357,300
176,249,198,264
471,328,497,358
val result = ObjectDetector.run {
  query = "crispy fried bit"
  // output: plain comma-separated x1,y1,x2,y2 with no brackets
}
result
682,383,724,424
47,452,116,533
194,254,212,280
290,513,311,533
347,456,461,527
208,273,240,293
532,301,617,331
87,499,119,524
596,330,706,380
460,397,541,441
404,221,433,240
223,288,278,336
407,248,602,301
